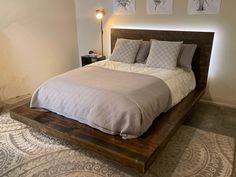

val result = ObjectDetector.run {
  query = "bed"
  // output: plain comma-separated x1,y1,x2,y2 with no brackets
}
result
10,28,214,173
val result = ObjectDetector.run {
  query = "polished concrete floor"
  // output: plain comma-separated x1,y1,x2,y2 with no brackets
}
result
184,101,236,177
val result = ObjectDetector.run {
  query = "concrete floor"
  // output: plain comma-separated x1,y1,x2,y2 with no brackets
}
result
184,101,236,177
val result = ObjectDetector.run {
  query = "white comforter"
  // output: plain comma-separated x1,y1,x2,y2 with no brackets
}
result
91,60,196,108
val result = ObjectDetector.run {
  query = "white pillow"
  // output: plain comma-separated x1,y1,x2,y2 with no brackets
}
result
110,38,142,64
146,40,183,69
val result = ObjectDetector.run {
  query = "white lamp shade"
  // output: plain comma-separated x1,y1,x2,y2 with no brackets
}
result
96,9,105,19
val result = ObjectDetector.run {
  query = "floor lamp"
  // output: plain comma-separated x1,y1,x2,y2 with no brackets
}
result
96,9,105,56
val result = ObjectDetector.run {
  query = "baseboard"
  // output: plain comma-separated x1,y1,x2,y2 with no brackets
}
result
200,99,236,109
1,94,31,112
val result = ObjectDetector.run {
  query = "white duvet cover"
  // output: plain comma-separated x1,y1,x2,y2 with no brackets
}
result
91,60,196,108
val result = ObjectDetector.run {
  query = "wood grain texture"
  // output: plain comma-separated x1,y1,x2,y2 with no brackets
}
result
10,29,214,173
111,28,214,89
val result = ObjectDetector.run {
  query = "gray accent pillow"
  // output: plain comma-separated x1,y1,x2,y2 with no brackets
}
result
146,40,183,70
177,44,197,71
110,39,142,64
135,41,150,63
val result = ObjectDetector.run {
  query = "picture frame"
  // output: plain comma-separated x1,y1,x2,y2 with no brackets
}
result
188,0,221,14
147,0,173,15
113,0,136,15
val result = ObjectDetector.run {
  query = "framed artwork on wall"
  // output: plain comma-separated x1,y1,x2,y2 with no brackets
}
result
113,0,136,15
147,0,173,15
188,0,221,14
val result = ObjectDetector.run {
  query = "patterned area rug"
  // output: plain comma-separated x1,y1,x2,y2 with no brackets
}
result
0,113,235,177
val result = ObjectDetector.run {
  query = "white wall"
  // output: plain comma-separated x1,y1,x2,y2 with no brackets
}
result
0,0,79,101
75,0,236,107
75,0,104,65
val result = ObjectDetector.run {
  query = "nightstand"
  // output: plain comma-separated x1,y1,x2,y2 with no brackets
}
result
81,55,106,66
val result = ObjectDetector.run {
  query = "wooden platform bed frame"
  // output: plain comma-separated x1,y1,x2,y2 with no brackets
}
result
10,29,214,173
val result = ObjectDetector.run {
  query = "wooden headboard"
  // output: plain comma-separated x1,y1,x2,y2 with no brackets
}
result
111,28,214,89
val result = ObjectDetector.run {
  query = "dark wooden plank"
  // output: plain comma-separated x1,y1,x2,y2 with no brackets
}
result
10,88,204,173
10,104,147,171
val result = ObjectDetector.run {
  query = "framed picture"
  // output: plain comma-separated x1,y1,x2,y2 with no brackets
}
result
147,0,173,15
113,0,136,15
188,0,221,14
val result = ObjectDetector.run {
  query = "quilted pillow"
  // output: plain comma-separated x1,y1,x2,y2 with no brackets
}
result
146,40,183,69
110,39,142,64
177,44,197,71
135,41,150,63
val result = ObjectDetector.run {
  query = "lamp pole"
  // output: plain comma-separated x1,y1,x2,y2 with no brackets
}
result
96,8,105,56
101,19,103,56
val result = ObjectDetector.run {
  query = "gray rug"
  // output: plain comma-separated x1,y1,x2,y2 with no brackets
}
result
0,112,234,177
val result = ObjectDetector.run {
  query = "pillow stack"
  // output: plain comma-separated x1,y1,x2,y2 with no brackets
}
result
110,38,197,71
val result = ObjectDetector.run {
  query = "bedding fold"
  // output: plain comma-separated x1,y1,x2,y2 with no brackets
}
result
31,66,171,139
